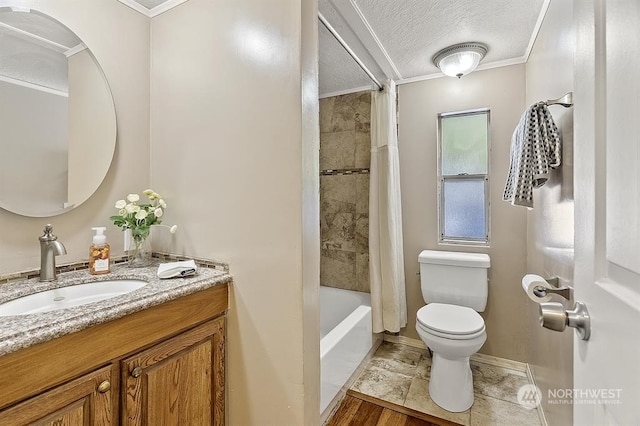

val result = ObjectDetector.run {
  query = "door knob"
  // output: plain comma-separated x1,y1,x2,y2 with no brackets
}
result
539,301,591,340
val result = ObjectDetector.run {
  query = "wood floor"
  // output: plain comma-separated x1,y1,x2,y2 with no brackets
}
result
326,391,462,426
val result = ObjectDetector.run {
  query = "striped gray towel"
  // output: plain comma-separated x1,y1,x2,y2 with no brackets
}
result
503,102,561,207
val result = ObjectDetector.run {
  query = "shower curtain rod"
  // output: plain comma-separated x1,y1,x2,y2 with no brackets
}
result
318,12,384,92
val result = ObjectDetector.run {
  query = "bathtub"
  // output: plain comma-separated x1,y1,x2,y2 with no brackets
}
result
320,286,374,414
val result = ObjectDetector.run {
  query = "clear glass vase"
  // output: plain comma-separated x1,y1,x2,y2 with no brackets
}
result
125,229,152,268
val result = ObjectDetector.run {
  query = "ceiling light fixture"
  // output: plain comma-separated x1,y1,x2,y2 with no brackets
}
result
432,42,488,78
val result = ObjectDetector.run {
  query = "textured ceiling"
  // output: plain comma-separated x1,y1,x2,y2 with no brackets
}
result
0,8,81,92
319,20,377,97
319,0,547,96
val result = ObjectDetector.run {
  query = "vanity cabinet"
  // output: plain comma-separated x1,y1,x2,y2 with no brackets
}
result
0,284,228,426
0,365,115,425
121,317,225,425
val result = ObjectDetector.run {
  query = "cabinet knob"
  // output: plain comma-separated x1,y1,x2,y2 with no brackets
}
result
131,366,144,378
97,380,111,393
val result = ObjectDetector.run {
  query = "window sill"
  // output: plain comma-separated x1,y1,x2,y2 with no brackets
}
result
438,240,490,249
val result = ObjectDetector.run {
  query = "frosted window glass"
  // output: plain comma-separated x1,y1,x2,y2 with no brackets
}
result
441,113,488,175
443,179,486,239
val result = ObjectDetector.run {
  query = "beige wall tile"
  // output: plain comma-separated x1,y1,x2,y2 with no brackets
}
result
321,249,356,289
323,212,356,252
355,131,371,168
320,130,356,170
355,214,369,254
320,96,336,134
355,252,370,292
353,92,371,132
321,175,357,208
321,175,356,252
329,94,358,132
319,92,371,293
354,174,369,215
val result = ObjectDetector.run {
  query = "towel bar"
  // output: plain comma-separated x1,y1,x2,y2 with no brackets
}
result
545,92,573,107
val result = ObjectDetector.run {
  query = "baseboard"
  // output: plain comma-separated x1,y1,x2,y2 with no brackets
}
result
526,364,549,426
471,353,527,374
383,334,427,349
382,335,527,373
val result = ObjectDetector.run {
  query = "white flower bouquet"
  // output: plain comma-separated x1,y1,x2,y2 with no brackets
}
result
110,189,177,265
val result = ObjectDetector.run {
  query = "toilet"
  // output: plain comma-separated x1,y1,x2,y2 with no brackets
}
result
416,250,490,412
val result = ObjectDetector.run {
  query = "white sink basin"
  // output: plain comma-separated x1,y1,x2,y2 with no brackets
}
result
0,280,148,316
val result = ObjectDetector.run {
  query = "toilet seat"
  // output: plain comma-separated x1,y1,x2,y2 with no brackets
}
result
417,303,485,340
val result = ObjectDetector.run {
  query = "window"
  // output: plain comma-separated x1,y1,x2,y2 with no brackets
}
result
438,109,490,244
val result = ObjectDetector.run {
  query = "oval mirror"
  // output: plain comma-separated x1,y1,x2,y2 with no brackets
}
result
0,6,116,217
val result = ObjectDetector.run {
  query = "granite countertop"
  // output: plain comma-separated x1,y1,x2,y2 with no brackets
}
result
0,261,232,357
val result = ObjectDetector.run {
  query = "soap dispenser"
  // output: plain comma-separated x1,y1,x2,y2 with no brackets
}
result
89,227,110,275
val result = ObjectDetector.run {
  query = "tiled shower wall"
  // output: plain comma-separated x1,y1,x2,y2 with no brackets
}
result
319,91,371,293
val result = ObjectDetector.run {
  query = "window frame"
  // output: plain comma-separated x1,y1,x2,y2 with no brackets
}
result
437,108,491,246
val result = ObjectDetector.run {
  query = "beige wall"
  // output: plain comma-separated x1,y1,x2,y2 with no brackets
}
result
67,49,116,209
319,92,371,293
525,0,574,424
0,0,150,274
397,65,529,362
150,0,319,424
0,81,68,215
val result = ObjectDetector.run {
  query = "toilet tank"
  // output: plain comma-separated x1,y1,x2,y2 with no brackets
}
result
418,250,490,312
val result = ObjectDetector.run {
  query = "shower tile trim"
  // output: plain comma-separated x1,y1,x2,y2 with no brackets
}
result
382,335,528,373
321,168,370,176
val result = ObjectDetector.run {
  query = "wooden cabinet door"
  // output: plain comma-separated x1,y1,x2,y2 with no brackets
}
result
0,365,115,425
121,317,225,426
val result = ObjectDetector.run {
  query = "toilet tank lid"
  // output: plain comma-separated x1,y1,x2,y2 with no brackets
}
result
418,250,490,268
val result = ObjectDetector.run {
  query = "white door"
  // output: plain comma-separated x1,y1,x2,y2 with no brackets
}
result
573,0,640,425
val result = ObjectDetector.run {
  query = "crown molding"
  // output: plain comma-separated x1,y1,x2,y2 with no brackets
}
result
64,43,87,58
319,85,373,99
117,0,152,17
524,0,552,62
0,21,70,52
397,56,527,85
117,0,189,18
0,75,68,97
149,0,188,17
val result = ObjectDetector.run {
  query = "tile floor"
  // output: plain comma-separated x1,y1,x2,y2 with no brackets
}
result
350,342,541,426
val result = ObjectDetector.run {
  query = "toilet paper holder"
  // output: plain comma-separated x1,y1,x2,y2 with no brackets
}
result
532,277,572,301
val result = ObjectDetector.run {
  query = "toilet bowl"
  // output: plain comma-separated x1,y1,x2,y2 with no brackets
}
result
417,250,490,412
416,303,486,412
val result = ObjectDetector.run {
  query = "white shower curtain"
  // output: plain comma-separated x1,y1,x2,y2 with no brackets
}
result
369,81,407,333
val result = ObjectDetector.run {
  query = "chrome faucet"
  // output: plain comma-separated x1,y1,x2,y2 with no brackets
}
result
39,224,67,282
